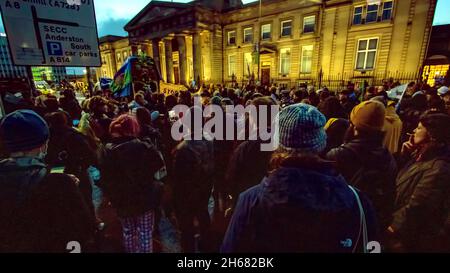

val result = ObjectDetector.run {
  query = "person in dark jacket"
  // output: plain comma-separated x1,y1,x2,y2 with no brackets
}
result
44,111,97,219
222,103,378,253
0,110,95,252
99,114,163,253
211,97,276,251
135,107,162,150
172,106,215,253
388,113,450,252
135,107,167,232
327,101,397,233
59,89,82,123
225,97,277,205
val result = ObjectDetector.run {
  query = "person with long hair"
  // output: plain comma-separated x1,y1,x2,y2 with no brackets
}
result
388,112,450,252
221,103,378,252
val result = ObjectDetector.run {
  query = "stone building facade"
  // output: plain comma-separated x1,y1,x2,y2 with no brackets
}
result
98,35,135,79
120,0,436,89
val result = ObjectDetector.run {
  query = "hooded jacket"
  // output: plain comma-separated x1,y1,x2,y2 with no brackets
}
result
0,157,95,252
221,157,378,253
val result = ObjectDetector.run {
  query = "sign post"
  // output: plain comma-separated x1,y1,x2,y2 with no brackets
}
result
86,66,93,96
25,66,37,95
0,0,101,68
0,90,5,119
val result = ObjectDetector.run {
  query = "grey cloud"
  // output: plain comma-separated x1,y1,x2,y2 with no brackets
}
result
97,18,129,37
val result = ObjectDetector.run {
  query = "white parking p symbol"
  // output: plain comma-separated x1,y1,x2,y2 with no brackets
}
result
50,43,61,55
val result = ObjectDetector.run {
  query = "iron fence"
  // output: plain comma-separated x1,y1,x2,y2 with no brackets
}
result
224,70,423,93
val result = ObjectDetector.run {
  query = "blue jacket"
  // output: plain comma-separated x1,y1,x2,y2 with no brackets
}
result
221,157,378,253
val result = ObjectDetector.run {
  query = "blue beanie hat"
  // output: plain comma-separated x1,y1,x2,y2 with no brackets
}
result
0,110,49,153
277,103,327,153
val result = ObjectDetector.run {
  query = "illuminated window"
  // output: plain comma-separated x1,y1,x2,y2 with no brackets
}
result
382,1,393,21
228,54,237,77
301,45,313,73
422,64,450,86
356,38,378,70
353,6,363,25
243,27,253,43
228,30,236,45
366,4,379,23
303,16,315,33
281,20,292,37
261,24,271,40
279,48,291,75
244,52,252,77
117,53,122,64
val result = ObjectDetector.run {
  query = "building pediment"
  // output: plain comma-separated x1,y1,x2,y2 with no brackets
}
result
125,1,191,31
133,7,179,26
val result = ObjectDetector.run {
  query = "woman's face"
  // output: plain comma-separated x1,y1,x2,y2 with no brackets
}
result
413,122,430,145
443,94,450,103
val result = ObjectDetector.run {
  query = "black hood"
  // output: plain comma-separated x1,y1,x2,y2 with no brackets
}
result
0,157,47,206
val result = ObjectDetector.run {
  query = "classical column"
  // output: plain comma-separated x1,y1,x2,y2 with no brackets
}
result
192,30,202,86
176,35,188,85
164,38,174,84
151,38,161,75
109,50,117,76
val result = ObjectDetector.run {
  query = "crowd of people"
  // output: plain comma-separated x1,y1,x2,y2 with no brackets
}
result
0,79,449,253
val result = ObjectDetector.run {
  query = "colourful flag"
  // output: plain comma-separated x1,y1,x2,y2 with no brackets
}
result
111,56,137,98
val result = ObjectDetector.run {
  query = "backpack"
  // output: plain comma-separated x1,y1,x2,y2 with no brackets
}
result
344,145,395,228
99,139,164,211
